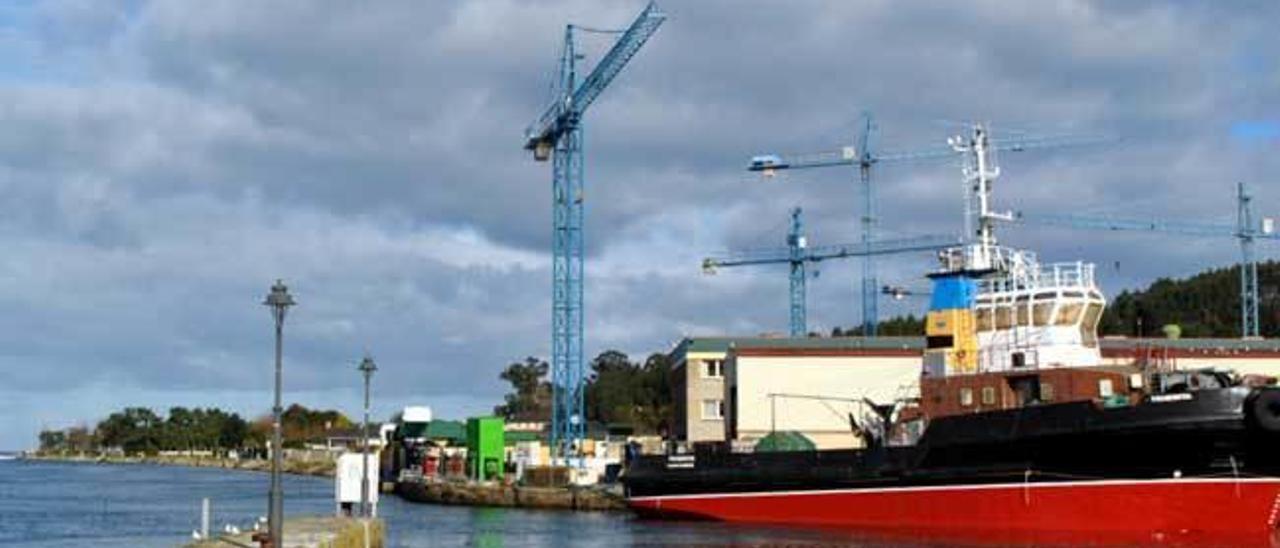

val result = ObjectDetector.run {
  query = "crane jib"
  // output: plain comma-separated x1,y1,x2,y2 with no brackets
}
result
523,2,665,155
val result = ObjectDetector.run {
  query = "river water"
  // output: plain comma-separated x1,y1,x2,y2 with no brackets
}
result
9,460,1278,547
0,459,930,547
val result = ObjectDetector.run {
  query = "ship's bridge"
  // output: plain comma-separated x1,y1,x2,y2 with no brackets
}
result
972,260,1105,373
924,245,1106,377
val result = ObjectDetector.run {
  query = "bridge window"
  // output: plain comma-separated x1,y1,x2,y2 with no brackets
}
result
1041,383,1055,402
1080,302,1103,347
959,388,974,407
1054,302,1083,326
927,335,954,349
1033,302,1054,326
976,308,994,332
981,386,996,405
995,305,1013,330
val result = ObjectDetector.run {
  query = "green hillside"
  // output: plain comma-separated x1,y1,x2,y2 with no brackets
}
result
1100,260,1280,338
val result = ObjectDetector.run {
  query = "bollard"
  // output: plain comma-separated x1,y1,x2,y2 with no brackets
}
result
201,498,210,540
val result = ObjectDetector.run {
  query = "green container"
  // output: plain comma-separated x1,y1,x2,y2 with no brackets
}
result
466,416,505,481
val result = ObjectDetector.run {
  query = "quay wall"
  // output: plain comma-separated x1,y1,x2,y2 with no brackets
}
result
395,480,625,512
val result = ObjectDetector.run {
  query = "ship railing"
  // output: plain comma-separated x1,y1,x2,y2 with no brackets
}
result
979,260,1096,294
937,245,1039,274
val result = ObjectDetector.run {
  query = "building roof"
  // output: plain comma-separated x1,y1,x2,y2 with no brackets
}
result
425,420,466,443
669,335,1280,366
1099,337,1280,357
671,336,924,362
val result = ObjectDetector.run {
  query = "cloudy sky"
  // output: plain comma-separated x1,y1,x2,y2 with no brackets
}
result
1,1,1277,449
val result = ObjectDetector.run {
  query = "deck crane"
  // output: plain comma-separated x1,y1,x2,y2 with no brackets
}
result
748,114,1100,336
522,2,665,461
1013,182,1278,338
702,207,960,337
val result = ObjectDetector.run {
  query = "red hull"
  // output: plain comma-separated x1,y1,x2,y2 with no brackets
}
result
629,478,1280,544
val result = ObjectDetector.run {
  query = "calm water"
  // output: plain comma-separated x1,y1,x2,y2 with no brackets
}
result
7,460,1277,547
0,459,929,547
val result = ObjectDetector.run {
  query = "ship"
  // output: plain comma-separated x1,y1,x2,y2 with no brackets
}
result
622,124,1280,543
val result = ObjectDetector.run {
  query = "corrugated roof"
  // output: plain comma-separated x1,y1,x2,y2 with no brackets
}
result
425,420,466,443
671,336,925,359
670,335,1280,365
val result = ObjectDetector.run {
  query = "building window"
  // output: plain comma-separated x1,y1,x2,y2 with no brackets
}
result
702,359,723,379
1098,379,1114,398
1042,383,1055,402
981,386,996,406
701,399,724,420
959,388,974,407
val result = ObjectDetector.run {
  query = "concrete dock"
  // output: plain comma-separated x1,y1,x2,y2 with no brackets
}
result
395,480,625,512
186,516,383,548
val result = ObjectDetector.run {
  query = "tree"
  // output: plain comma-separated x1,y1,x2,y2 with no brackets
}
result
219,413,249,450
97,407,162,455
587,350,638,426
582,350,674,434
38,430,66,452
494,357,552,421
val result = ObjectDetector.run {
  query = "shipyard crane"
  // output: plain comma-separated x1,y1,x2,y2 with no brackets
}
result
1013,182,1278,338
748,113,1101,335
522,2,665,461
702,207,960,337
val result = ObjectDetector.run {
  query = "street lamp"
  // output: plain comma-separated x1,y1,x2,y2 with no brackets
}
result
357,354,378,518
263,279,295,547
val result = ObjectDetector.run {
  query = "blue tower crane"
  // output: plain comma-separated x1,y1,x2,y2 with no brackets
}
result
522,2,665,460
1013,182,1278,338
702,207,960,336
748,115,1098,336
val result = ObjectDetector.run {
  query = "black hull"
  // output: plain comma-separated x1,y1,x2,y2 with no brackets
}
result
625,386,1280,498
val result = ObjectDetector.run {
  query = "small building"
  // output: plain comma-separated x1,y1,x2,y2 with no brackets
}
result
669,337,737,444
669,336,922,448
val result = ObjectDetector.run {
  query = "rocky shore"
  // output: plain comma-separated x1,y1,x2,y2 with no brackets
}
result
25,452,336,477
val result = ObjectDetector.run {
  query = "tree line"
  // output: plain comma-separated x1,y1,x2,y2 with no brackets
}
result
38,404,353,456
494,350,673,435
1100,261,1279,338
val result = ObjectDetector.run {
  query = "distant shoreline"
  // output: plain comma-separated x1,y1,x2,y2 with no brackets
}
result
25,452,336,477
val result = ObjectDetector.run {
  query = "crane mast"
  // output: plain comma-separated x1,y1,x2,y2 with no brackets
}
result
523,2,665,462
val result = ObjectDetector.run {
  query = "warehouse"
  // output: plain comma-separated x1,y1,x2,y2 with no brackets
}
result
668,337,922,449
669,335,1280,450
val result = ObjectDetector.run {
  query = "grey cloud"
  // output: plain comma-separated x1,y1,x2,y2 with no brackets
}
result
2,1,1280,448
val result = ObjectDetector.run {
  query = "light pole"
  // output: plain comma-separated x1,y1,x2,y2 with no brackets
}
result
357,354,377,518
263,280,295,547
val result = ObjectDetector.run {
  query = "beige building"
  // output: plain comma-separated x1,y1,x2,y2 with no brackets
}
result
724,340,921,450
669,337,924,447
670,336,1280,450
669,338,734,444
1098,337,1280,377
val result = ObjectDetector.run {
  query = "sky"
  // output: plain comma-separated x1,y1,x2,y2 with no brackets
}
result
1,0,1278,449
